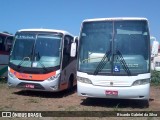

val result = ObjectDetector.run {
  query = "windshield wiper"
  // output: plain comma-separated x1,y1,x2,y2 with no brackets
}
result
36,61,49,72
93,50,111,75
116,50,131,76
34,52,48,72
93,37,112,75
17,57,30,69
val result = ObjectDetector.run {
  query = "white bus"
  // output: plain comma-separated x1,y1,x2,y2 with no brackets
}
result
0,32,14,77
8,29,77,91
77,18,151,106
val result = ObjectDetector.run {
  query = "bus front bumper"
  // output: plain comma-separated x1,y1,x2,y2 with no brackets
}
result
8,75,60,92
77,82,150,100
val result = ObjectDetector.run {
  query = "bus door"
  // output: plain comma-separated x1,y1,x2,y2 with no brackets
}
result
60,35,74,90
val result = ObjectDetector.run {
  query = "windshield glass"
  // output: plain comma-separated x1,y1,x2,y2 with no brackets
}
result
78,20,150,75
10,33,62,68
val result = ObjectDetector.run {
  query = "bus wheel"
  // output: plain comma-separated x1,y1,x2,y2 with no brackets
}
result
68,74,74,90
142,100,149,108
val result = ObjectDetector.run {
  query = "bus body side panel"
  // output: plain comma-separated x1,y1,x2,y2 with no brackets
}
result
59,35,77,91
0,65,8,77
0,54,9,77
59,59,77,91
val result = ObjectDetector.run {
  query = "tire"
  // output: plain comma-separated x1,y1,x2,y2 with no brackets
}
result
142,100,149,108
68,75,74,90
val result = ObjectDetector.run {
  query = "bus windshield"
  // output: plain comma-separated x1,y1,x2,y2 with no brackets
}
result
10,33,62,68
78,20,150,75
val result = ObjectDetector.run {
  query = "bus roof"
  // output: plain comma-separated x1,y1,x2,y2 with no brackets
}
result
83,17,148,22
17,28,73,36
0,32,13,37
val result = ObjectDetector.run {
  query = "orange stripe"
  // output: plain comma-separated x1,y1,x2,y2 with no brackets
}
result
10,68,56,81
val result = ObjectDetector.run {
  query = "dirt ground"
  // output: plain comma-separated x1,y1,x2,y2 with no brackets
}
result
0,82,160,120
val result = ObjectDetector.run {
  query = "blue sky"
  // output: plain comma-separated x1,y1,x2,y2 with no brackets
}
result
0,0,160,41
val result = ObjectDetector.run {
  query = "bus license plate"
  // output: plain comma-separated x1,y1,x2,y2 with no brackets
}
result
105,90,118,96
25,84,35,89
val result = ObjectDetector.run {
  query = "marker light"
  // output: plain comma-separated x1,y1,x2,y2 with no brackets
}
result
77,76,92,84
132,79,150,86
47,74,60,81
8,71,17,79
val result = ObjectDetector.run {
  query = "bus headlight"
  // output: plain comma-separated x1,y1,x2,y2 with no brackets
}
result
132,79,150,86
8,71,17,79
77,76,92,84
47,74,60,81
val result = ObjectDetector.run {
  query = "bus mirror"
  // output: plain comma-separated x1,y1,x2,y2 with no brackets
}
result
70,42,77,57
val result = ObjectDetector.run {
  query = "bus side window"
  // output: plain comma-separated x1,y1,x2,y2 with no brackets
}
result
4,36,14,52
64,35,73,54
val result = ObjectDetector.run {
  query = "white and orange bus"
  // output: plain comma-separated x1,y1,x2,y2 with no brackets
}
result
8,29,78,91
0,32,14,77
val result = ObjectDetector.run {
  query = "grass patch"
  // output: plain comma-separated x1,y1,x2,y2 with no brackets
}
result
0,78,7,88
58,105,63,108
7,96,17,100
0,77,7,84
151,70,160,86
0,105,12,111
27,98,39,103
113,103,120,112
65,106,78,111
